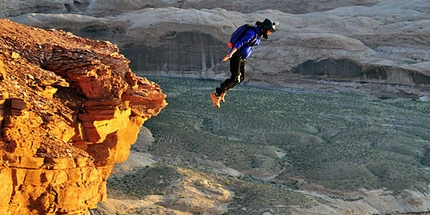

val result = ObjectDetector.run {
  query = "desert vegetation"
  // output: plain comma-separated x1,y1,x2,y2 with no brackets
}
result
106,76,430,214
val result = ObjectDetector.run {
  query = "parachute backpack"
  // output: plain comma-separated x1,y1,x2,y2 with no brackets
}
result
227,24,258,49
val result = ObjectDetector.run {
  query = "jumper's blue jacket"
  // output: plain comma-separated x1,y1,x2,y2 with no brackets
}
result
231,26,261,59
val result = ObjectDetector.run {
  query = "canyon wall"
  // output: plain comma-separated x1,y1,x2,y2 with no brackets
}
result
0,0,385,17
0,19,167,214
5,0,430,89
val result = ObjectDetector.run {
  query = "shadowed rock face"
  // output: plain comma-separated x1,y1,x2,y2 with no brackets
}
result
293,59,364,78
121,32,226,75
293,59,430,85
0,0,91,17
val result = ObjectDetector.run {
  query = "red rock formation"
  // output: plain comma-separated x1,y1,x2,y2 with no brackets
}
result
0,19,167,214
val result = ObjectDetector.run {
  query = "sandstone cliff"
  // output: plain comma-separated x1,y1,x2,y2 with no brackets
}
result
0,19,167,214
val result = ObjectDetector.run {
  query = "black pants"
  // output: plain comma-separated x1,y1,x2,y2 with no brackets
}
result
216,53,245,96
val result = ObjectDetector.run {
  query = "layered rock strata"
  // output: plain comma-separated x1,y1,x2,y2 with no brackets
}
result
8,0,429,90
0,0,385,17
0,19,167,214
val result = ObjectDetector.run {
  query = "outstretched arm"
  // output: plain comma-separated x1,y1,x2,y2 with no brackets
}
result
223,47,238,62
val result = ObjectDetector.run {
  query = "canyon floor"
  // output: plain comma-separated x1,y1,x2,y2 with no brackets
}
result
94,76,430,215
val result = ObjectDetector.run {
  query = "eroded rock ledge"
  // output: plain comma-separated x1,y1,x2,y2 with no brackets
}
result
0,19,167,214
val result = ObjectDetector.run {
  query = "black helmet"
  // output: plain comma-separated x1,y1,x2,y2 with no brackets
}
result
262,18,278,32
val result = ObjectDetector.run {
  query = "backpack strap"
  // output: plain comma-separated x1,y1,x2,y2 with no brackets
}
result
248,27,258,46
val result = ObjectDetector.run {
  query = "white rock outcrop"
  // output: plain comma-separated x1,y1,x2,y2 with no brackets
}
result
8,0,429,88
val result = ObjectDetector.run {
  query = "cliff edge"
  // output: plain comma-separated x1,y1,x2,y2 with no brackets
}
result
0,19,167,214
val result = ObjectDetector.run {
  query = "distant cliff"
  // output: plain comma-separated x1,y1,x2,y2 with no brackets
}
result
0,19,167,214
0,0,383,17
6,0,430,90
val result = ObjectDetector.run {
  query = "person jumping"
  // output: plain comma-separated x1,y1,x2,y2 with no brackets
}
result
210,18,279,108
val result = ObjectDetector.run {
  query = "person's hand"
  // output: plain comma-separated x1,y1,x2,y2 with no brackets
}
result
222,48,237,62
222,54,231,62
